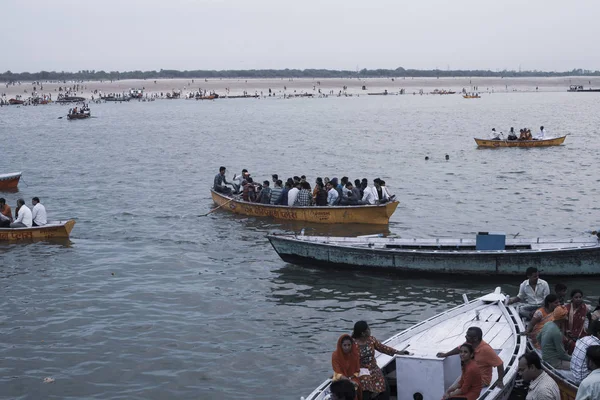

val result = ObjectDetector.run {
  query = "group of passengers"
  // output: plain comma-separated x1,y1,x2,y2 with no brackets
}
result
0,197,47,228
213,167,395,207
328,267,600,400
490,126,546,141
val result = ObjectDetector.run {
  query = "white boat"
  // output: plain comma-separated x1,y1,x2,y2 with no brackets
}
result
268,233,600,275
303,288,526,400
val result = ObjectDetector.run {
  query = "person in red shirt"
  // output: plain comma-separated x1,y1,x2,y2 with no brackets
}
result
442,343,482,400
0,198,13,227
437,327,505,388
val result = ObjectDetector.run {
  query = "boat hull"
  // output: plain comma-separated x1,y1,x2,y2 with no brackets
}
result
304,288,525,400
268,235,600,275
475,136,566,147
0,220,75,241
210,190,398,225
67,113,91,120
0,172,22,190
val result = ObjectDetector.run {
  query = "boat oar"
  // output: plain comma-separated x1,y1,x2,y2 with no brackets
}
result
199,197,235,217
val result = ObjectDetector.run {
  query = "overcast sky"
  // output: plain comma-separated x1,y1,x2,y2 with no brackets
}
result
3,0,598,73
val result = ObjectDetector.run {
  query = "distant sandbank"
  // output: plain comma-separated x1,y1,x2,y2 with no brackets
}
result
2,76,600,101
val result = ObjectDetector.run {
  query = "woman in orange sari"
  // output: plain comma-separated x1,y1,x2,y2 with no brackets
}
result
332,334,361,400
525,294,560,348
564,289,591,354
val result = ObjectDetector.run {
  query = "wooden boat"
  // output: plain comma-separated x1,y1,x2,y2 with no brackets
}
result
210,189,399,225
567,85,600,92
267,232,600,275
463,94,481,98
9,98,24,105
474,136,566,148
0,171,22,190
196,95,218,100
368,90,389,95
56,96,86,103
304,288,526,400
0,220,76,241
67,112,91,120
101,96,130,102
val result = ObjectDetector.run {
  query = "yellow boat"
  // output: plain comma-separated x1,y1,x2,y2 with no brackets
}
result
210,190,399,225
474,136,567,148
463,95,481,98
0,220,76,241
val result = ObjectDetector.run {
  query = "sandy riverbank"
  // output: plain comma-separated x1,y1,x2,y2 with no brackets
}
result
2,76,599,101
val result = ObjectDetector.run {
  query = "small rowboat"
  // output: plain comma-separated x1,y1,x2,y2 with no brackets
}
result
0,219,76,241
304,288,526,400
463,94,481,98
474,136,567,148
267,233,600,275
210,189,399,225
9,99,24,105
0,171,22,190
67,112,91,120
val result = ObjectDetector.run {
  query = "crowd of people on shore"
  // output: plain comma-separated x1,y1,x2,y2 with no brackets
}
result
0,197,47,228
326,267,600,400
490,126,547,141
213,167,395,207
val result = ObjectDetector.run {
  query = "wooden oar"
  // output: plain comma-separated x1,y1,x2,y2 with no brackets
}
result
199,196,236,217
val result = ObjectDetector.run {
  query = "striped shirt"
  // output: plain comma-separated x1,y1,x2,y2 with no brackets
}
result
571,336,600,384
294,189,313,206
526,371,560,400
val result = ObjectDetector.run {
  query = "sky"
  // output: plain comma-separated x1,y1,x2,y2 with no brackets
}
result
2,0,599,73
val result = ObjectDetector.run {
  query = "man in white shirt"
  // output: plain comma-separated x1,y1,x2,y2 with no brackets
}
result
287,183,300,207
537,126,546,139
507,267,550,318
572,320,600,384
31,197,47,226
10,199,32,228
360,184,379,205
326,182,339,206
490,128,501,140
576,346,600,400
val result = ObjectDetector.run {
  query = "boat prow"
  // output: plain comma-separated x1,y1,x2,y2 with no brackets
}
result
474,136,567,148
0,171,22,190
304,287,526,400
0,219,76,241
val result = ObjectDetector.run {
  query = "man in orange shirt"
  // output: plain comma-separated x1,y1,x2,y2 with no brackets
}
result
436,326,505,388
0,198,13,227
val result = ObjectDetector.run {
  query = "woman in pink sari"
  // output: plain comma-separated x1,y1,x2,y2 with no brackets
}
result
564,289,591,354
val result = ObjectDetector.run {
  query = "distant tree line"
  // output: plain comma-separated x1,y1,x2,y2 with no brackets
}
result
1,67,599,82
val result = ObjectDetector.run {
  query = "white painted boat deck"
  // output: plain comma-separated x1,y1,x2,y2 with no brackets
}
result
304,290,525,400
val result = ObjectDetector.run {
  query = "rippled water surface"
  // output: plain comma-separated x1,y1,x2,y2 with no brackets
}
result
1,92,600,399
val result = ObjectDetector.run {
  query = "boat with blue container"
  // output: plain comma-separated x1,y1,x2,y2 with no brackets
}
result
267,232,600,275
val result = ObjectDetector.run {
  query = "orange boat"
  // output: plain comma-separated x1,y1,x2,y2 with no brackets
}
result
0,172,22,190
474,136,567,148
211,189,399,225
0,220,76,241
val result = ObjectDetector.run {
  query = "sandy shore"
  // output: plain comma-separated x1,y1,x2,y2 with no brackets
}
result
2,76,599,101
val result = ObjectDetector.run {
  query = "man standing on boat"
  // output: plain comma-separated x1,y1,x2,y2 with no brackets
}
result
213,166,233,195
507,267,550,319
436,326,506,388
517,351,560,400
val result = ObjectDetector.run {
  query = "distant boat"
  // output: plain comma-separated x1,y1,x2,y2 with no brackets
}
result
463,94,481,99
0,171,22,190
67,111,91,120
567,85,600,92
474,136,567,148
57,96,86,103
303,288,526,400
8,98,24,105
368,90,390,95
101,96,130,102
0,220,76,241
268,232,600,275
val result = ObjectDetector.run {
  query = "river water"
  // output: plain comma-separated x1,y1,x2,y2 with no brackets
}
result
1,91,600,399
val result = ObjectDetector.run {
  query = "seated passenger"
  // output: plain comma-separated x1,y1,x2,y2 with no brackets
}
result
538,306,571,370
31,197,47,227
294,181,313,206
10,199,32,228
330,379,357,400
270,180,283,205
0,198,13,227
507,127,518,140
326,182,339,206
524,294,560,349
442,343,482,400
519,129,528,140
436,326,505,388
275,181,291,205
340,183,359,205
564,289,591,354
213,166,233,195
331,334,361,399
571,320,600,384
526,129,532,140
314,182,328,206
256,181,272,204
242,178,257,202
490,128,500,140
